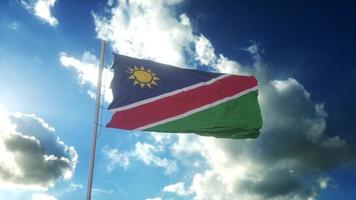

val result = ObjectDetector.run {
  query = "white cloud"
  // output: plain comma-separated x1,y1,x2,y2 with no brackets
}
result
245,42,260,55
194,34,217,66
317,177,330,189
32,193,57,200
0,105,78,190
102,142,177,174
107,0,114,7
272,78,310,98
20,0,58,26
59,51,113,103
67,183,83,192
163,182,191,196
146,198,162,200
190,171,235,200
193,34,247,75
133,142,177,174
93,0,192,67
59,51,99,85
102,146,130,172
92,187,114,194
171,134,204,156
149,132,175,144
214,55,244,74
242,41,263,62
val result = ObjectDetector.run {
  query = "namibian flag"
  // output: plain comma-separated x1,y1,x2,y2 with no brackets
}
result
107,54,262,139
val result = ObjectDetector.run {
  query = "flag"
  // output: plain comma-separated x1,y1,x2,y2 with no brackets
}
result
107,54,262,139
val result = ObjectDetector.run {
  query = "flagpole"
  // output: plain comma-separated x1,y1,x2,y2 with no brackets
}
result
86,39,105,200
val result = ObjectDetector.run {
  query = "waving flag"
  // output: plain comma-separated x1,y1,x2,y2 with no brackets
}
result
107,54,262,139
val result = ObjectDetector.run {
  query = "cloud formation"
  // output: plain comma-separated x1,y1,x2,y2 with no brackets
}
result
167,46,356,200
31,193,57,200
163,182,191,196
93,0,193,67
145,198,162,200
65,0,356,199
0,105,77,190
20,0,58,26
59,51,113,103
102,142,177,174
102,146,130,172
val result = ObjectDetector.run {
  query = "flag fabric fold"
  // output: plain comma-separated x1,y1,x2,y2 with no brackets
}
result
107,54,262,139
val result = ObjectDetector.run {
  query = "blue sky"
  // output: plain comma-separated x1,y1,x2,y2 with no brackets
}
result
0,0,355,200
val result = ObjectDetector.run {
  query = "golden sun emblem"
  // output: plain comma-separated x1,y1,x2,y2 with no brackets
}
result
127,66,159,88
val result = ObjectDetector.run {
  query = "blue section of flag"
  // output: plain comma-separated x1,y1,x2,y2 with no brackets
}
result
108,54,222,110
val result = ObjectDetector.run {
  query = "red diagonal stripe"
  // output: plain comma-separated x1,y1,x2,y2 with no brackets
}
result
107,75,257,130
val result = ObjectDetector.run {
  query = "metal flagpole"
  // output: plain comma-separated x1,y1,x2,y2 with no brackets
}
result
86,40,105,200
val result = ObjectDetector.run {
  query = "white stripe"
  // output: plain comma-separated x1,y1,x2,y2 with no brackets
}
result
110,74,231,113
135,86,258,130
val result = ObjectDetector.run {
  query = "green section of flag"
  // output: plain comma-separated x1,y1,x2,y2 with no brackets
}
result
145,91,262,139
